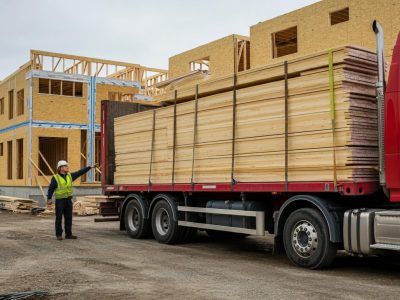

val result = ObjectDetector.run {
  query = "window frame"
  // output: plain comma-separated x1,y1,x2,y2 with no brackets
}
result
37,78,84,98
330,7,350,26
272,26,298,59
0,98,4,115
8,90,14,120
17,89,24,116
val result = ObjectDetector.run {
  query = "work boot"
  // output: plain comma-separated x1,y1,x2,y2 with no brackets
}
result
65,235,78,239
56,236,63,241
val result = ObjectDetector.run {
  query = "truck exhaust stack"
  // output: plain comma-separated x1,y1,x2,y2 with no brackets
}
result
372,20,386,186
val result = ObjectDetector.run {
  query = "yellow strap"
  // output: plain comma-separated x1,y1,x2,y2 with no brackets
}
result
328,49,338,190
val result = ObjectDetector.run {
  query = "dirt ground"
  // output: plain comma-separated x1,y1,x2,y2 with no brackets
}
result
2,211,400,299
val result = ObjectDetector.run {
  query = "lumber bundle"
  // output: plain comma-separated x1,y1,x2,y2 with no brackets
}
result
153,46,377,104
114,46,379,185
73,195,123,216
157,70,210,93
0,196,39,213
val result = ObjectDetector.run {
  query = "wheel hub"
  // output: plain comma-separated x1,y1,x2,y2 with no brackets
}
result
127,207,140,231
155,208,170,236
291,220,318,258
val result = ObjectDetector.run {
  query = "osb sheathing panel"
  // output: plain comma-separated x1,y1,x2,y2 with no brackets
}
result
0,66,30,130
32,79,138,124
250,0,400,69
32,78,89,124
168,35,249,80
0,127,28,186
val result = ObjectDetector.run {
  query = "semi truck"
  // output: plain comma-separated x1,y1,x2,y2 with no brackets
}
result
99,21,400,269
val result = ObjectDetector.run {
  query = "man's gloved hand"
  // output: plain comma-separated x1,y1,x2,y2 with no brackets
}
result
47,199,52,205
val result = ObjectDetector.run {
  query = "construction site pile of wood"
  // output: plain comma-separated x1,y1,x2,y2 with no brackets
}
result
0,196,39,213
73,195,123,216
114,46,378,184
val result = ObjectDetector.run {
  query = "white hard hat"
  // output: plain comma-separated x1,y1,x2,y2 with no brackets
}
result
57,160,69,169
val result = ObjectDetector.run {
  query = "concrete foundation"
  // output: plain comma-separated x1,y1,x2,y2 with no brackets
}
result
0,186,102,207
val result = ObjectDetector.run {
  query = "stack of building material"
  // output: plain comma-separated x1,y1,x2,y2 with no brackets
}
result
0,196,39,213
114,46,378,185
73,196,123,216
157,70,210,93
153,46,376,104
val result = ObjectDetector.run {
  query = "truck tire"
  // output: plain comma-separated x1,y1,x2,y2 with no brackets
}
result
283,208,337,269
124,199,150,239
151,199,185,244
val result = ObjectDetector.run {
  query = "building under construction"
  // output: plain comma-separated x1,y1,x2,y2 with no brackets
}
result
0,50,166,200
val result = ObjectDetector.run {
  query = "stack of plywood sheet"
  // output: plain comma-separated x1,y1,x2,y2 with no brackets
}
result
157,70,210,93
73,195,123,216
114,46,378,185
0,196,39,213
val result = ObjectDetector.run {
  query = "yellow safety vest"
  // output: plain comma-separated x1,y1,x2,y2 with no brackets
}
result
53,173,73,199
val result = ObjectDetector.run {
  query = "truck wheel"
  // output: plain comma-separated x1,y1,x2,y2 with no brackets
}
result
151,199,185,244
283,208,337,269
124,199,150,239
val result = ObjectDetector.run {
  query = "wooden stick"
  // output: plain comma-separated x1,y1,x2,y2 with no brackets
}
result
80,152,102,174
38,150,56,176
29,158,51,184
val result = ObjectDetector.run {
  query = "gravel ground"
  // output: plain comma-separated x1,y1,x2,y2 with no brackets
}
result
2,210,400,299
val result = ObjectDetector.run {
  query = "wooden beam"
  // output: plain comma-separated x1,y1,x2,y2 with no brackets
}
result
29,158,50,184
38,150,56,176
30,49,142,68
80,152,102,174
34,174,47,203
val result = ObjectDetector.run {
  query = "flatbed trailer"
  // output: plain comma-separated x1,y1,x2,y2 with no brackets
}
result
99,22,400,269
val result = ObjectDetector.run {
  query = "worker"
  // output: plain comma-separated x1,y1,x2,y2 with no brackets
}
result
47,160,94,240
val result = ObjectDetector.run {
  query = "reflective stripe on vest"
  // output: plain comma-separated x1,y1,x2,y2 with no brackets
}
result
53,173,73,199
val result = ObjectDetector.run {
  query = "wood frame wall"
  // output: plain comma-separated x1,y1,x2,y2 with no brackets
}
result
30,50,168,97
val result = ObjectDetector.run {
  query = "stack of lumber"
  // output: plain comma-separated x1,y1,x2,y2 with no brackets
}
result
73,195,123,216
114,46,379,184
157,70,210,93
0,196,39,213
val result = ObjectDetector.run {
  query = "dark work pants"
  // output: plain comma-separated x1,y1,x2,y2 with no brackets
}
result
55,197,73,237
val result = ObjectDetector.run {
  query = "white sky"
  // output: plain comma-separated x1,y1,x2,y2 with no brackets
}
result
0,0,320,79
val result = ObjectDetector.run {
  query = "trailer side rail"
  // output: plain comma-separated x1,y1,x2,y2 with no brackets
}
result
177,206,265,236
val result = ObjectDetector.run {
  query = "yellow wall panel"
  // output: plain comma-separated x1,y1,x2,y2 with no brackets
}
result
250,0,400,69
0,127,28,186
0,65,30,129
168,35,249,80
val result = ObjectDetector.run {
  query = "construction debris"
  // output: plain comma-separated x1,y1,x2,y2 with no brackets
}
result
73,195,123,216
0,196,39,213
0,290,48,300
